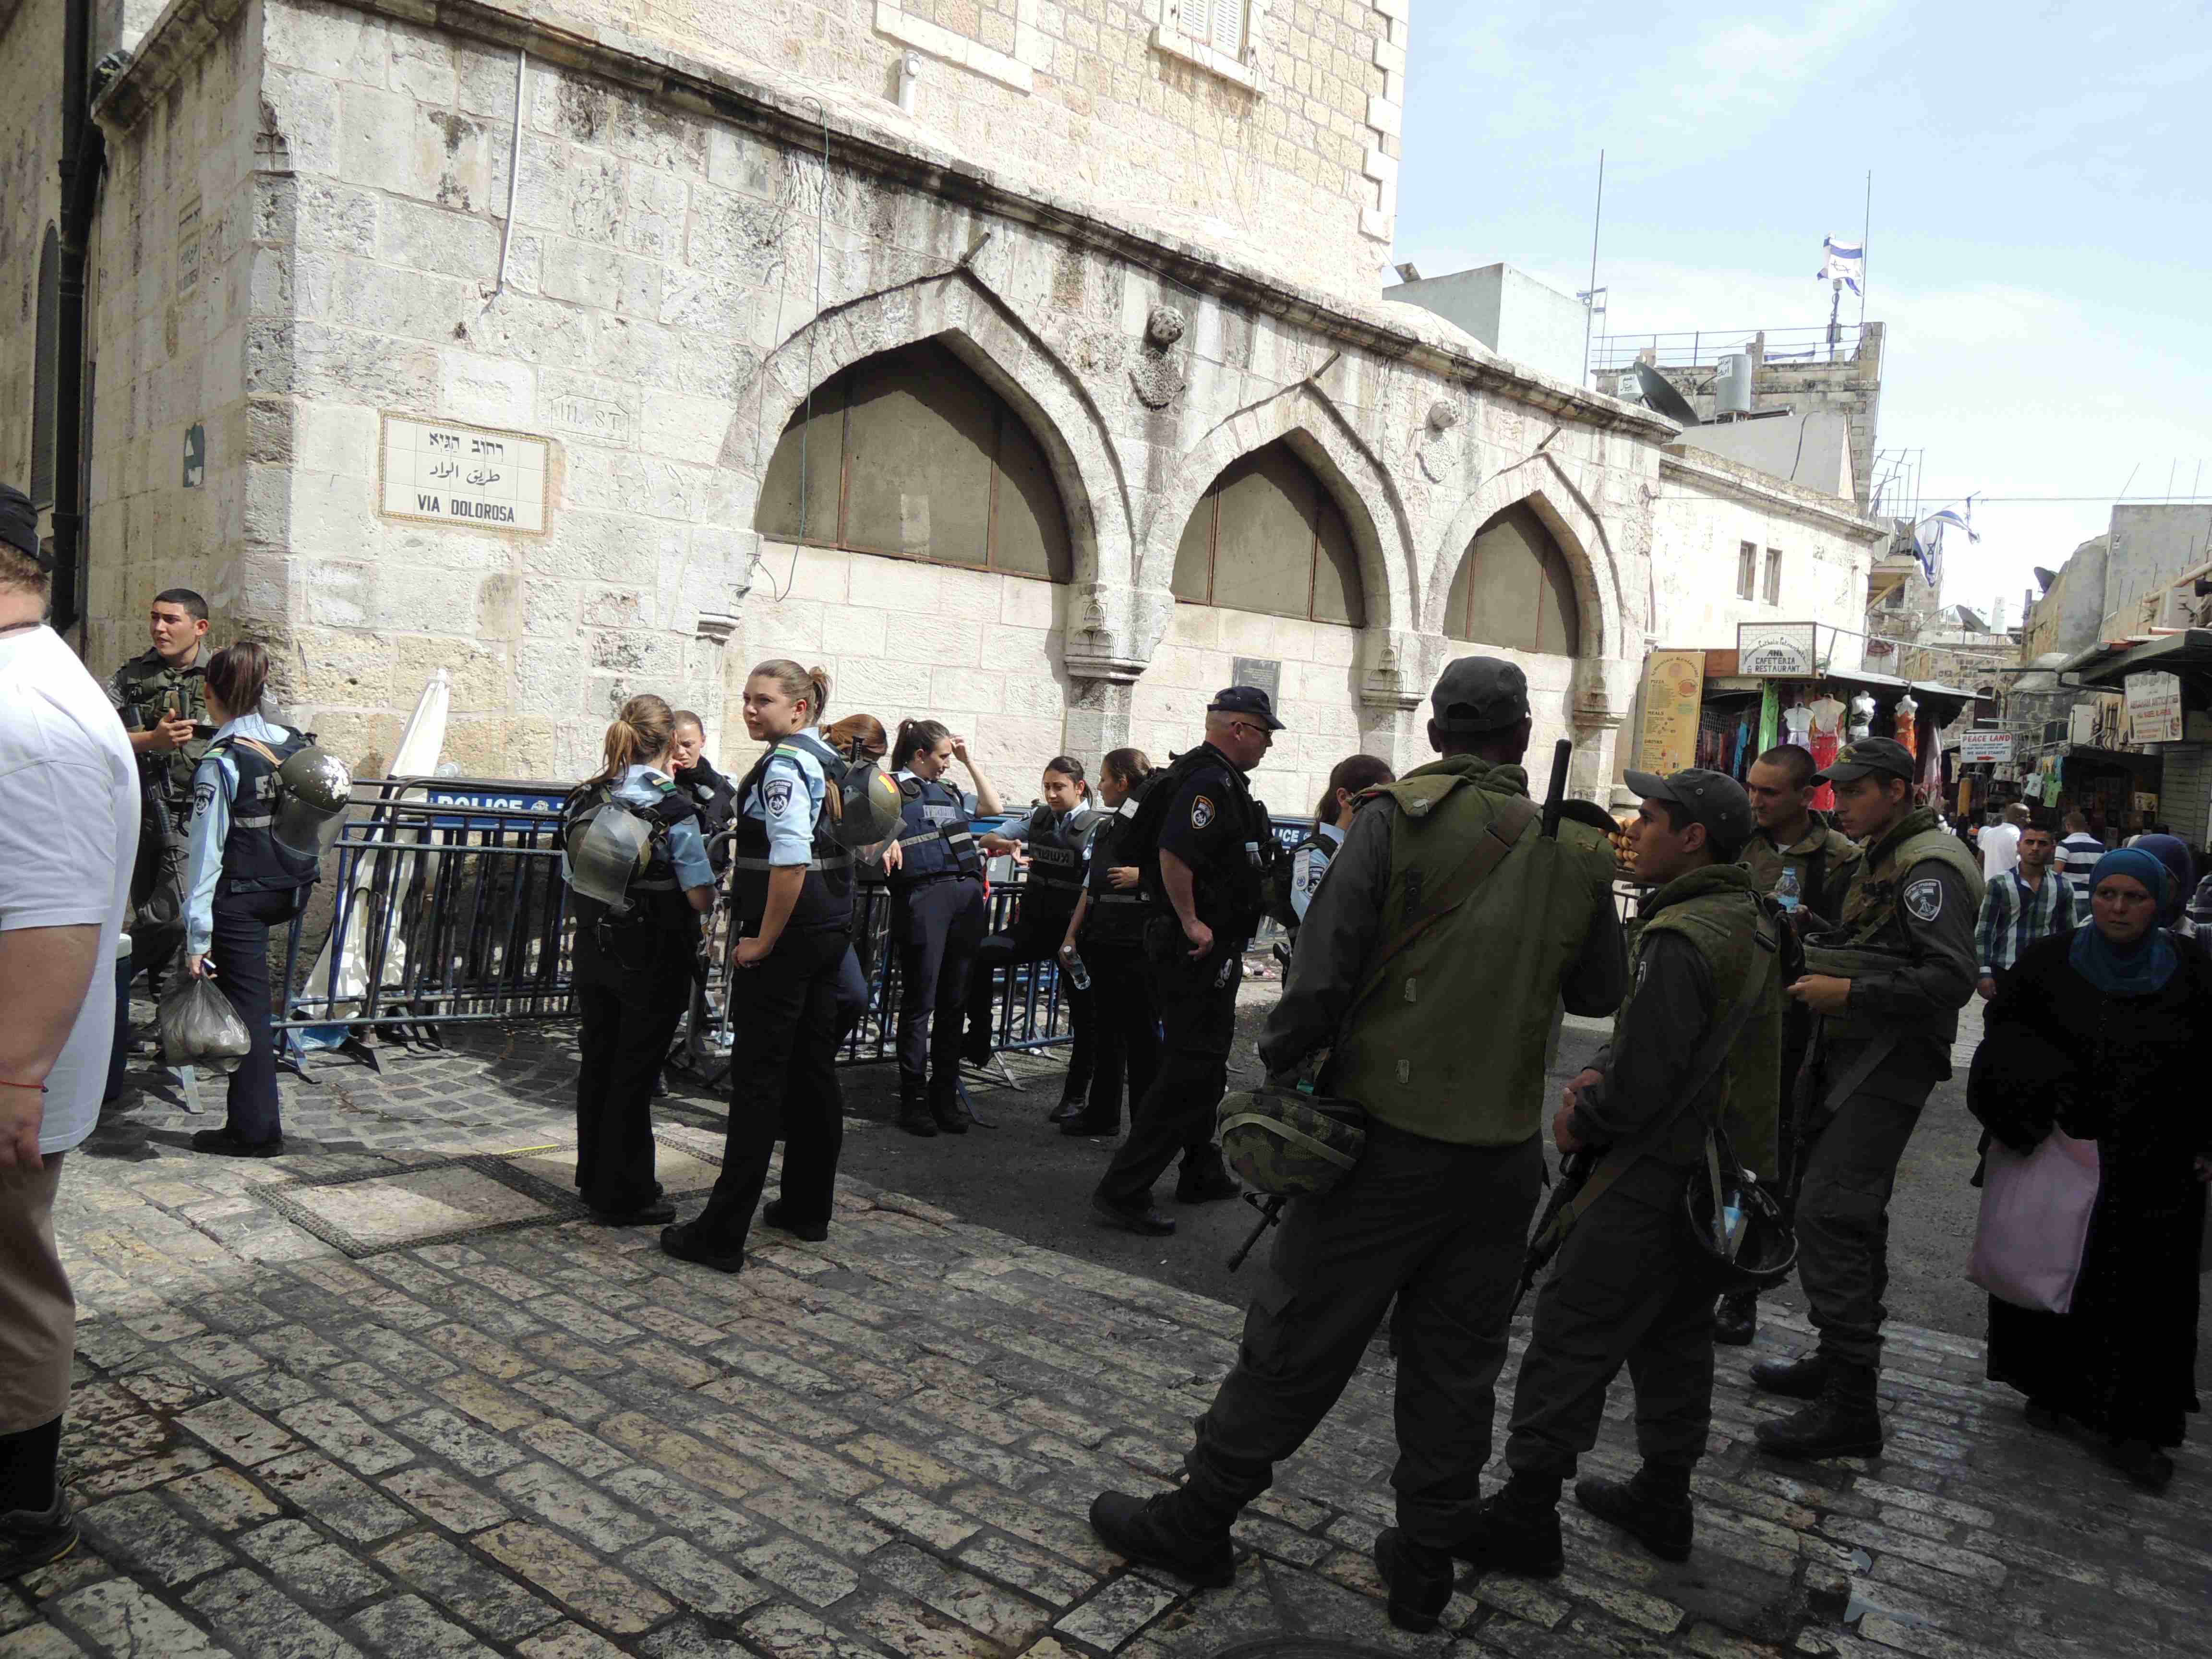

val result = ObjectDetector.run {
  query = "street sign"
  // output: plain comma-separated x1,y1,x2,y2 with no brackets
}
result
1957,731,2013,764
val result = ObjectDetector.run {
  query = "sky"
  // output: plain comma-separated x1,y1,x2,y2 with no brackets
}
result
1389,0,2212,625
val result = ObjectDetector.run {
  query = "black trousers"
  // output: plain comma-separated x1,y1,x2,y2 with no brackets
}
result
1187,1126,1543,1546
831,944,869,1044
1097,944,1238,1206
207,886,306,1144
890,876,987,1095
695,926,850,1245
1505,1157,1723,1479
1081,938,1158,1128
573,929,690,1214
964,896,1094,1094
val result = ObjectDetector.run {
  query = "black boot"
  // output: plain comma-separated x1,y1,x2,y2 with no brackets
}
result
1049,1092,1087,1124
1450,1473,1563,1578
1060,1109,1121,1137
1089,1487,1235,1588
0,1488,76,1580
2103,1436,2176,1490
1712,1289,1758,1347
897,1081,938,1138
1174,1154,1240,1204
1373,1527,1455,1633
930,1078,974,1135
1755,1359,1883,1460
1575,1464,1695,1562
1748,1349,1829,1399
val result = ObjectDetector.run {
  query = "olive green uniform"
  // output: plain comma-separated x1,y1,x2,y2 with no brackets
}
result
1505,865,1785,1478
1183,757,1624,1549
105,646,214,981
1741,817,1859,1188
1794,808,1981,1369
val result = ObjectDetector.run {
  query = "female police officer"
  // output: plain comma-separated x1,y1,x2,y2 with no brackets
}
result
663,662,862,1270
180,641,324,1157
559,695,717,1220
968,757,1100,1121
879,719,1000,1136
1055,747,1159,1138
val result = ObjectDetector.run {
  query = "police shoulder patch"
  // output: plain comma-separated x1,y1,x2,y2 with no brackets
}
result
1902,877,1944,922
763,778,794,816
1190,795,1215,830
192,780,216,818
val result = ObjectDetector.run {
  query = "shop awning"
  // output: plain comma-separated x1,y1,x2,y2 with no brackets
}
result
1813,666,1982,724
2064,628,2212,686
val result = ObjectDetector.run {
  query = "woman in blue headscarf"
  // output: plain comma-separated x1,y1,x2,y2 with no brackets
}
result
1967,846,2212,1490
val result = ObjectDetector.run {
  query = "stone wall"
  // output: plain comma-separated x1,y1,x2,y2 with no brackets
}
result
0,0,65,507
1649,324,1885,513
79,0,1677,812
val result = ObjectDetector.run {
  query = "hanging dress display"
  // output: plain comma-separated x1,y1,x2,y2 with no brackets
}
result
1808,695,1846,811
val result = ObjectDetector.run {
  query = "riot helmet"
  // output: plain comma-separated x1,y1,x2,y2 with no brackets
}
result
272,747,354,856
831,761,903,849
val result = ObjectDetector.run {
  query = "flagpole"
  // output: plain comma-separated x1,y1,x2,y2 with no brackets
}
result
1580,149,1604,389
1858,170,1872,329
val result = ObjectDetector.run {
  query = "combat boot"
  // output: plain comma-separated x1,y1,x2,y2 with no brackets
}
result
929,1077,974,1135
1755,1359,1883,1461
1575,1464,1694,1562
1088,1487,1236,1588
897,1082,938,1138
1174,1154,1240,1204
1450,1473,1563,1578
1712,1289,1758,1347
1373,1528,1455,1633
1748,1349,1829,1399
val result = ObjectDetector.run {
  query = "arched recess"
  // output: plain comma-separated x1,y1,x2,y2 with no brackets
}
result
1439,502,1581,657
1169,440,1365,627
754,338,1072,581
1135,383,1416,660
717,270,1130,593
31,224,60,508
1422,456,1624,661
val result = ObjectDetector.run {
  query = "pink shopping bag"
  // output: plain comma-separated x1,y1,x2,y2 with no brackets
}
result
1968,1129,2100,1314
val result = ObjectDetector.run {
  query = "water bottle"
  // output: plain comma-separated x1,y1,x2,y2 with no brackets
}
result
1059,945,1091,991
1720,1189,1747,1260
1773,864,1801,914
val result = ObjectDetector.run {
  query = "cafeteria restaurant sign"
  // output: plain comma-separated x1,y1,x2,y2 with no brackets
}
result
1735,621,1819,677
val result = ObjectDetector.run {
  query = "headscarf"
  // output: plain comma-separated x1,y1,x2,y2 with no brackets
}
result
2068,847,2178,996
2131,834,2195,925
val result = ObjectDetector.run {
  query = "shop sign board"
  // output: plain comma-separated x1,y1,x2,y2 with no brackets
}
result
1957,731,2014,765
1637,650,1704,775
2124,671,2184,744
1735,621,1819,677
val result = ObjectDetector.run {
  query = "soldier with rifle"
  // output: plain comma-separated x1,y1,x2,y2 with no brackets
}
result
1085,657,1624,1634
1465,767,1786,1575
1752,736,1981,1459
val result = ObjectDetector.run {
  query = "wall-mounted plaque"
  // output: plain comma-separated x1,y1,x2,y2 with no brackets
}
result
378,414,549,533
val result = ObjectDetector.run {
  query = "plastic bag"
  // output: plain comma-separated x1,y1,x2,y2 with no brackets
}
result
158,975,252,1074
1968,1129,2100,1314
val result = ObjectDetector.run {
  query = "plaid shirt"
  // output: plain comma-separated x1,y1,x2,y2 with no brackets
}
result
1976,866,2076,975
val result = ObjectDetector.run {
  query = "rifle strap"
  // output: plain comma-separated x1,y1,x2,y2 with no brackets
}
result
1537,907,1780,1251
1344,794,1538,1020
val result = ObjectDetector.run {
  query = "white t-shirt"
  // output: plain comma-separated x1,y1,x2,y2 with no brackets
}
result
1979,820,2021,882
0,625,140,1154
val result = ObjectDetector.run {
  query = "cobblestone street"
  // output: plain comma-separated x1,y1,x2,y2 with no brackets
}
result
6,1018,2208,1659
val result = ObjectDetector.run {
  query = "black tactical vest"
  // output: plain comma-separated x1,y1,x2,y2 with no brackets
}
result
732,732,854,936
1083,787,1156,945
1019,802,1097,926
559,779,703,938
888,775,981,884
211,730,322,896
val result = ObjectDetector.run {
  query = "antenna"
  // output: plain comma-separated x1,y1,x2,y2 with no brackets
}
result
1580,150,1604,387
1631,362,1700,428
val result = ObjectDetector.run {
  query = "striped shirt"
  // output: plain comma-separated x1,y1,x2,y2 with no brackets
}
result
2053,831,2106,921
1975,866,2076,976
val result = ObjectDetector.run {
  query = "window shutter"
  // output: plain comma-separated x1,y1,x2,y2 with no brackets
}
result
1182,0,1244,56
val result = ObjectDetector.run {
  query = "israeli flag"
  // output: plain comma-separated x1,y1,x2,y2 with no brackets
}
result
1909,507,1978,589
1918,506,1980,543
1819,236,1863,296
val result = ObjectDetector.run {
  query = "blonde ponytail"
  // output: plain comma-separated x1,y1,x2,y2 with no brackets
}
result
588,694,677,787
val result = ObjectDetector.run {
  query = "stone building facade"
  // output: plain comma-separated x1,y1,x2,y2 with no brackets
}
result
10,0,1694,811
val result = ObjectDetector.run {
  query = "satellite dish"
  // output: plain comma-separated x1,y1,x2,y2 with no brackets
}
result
1632,362,1700,427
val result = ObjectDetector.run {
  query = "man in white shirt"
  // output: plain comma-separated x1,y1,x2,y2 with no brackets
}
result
1978,803,2025,883
0,484,139,1577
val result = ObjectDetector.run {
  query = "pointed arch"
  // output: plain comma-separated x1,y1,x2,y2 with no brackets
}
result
1424,455,1626,662
715,270,1131,590
1135,382,1417,659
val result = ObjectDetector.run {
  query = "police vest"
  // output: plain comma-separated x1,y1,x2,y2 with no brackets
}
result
1019,803,1097,922
113,649,210,802
888,775,980,884
211,730,322,897
1624,865,1788,1181
1323,756,1615,1146
560,779,703,938
1082,787,1156,945
1804,807,1983,1047
732,732,855,935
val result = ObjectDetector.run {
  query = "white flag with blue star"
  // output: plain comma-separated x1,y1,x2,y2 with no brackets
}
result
1819,236,1863,296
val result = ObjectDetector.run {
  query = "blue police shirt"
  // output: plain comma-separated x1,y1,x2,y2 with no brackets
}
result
745,742,830,866
183,712,287,955
1289,820,1344,923
560,765,715,892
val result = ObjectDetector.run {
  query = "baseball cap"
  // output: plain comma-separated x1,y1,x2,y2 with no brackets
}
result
0,484,45,566
1209,686,1285,730
1812,737,1915,784
1624,767,1754,848
1431,656,1529,733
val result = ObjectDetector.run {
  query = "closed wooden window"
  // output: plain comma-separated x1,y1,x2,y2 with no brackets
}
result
1763,547,1783,605
1442,502,1581,656
30,225,59,509
1736,541,1757,602
1171,440,1364,626
1175,0,1246,55
756,339,1073,582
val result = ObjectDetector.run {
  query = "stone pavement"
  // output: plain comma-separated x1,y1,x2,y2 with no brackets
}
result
7,1021,2210,1659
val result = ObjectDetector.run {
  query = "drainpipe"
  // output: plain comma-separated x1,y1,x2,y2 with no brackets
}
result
52,0,107,635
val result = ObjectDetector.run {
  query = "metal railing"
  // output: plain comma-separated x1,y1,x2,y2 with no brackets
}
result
1589,324,1867,373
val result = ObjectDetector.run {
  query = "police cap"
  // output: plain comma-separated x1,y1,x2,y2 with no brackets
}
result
1209,686,1285,730
1813,737,1915,784
0,484,46,566
1431,656,1530,734
1623,767,1755,849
